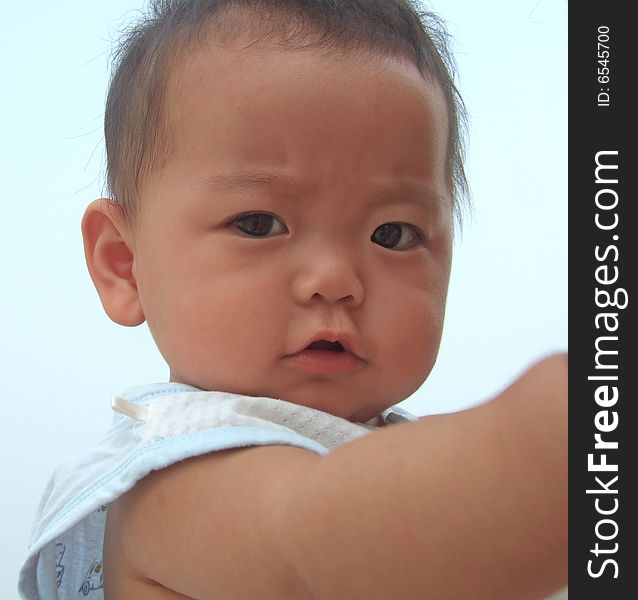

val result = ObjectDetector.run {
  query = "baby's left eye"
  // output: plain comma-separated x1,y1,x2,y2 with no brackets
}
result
371,222,424,250
231,212,287,237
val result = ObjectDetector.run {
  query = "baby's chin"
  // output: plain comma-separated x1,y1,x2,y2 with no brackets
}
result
169,371,396,422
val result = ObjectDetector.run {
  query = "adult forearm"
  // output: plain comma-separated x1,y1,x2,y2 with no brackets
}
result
280,355,568,599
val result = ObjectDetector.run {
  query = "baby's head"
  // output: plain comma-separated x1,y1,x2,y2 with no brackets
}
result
83,0,468,421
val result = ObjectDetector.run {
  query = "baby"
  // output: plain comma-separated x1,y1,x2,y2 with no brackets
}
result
19,0,567,598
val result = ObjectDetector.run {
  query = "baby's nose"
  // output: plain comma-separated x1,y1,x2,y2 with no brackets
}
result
291,253,365,307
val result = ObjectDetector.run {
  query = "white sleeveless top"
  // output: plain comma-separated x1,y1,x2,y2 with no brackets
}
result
18,382,416,599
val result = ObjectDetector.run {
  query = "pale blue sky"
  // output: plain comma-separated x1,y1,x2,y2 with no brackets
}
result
1,1,566,595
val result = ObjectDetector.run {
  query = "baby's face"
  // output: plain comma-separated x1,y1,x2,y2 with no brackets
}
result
131,41,453,421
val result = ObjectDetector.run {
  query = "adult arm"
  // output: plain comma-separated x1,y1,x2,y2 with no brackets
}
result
104,354,567,599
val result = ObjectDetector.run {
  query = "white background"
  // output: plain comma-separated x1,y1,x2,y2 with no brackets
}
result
1,1,567,596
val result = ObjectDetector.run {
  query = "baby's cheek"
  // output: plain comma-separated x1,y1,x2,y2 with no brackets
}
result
168,288,282,389
390,304,442,377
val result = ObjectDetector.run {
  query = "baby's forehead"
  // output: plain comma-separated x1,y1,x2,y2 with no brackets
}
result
170,43,442,144
105,0,465,224
163,38,444,141
168,26,429,94
133,41,453,229
137,43,452,227
105,3,466,224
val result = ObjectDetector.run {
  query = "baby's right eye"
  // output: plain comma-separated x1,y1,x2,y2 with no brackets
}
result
231,212,287,237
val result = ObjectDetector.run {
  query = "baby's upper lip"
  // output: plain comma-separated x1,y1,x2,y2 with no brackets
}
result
288,331,364,360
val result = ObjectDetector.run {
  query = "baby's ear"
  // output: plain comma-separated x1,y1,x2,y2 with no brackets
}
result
82,199,145,326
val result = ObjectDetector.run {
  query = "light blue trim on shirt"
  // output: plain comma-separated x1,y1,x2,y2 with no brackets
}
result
18,383,338,600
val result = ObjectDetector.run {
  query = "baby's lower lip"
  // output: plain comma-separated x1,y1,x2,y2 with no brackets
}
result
283,349,363,374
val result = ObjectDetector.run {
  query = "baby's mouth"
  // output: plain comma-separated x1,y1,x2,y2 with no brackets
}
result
306,340,345,353
284,337,363,375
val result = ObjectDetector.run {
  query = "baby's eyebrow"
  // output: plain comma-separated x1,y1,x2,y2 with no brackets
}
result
367,181,450,214
197,170,294,192
197,170,450,213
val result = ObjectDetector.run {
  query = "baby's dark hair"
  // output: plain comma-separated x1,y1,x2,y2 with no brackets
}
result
105,0,469,221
